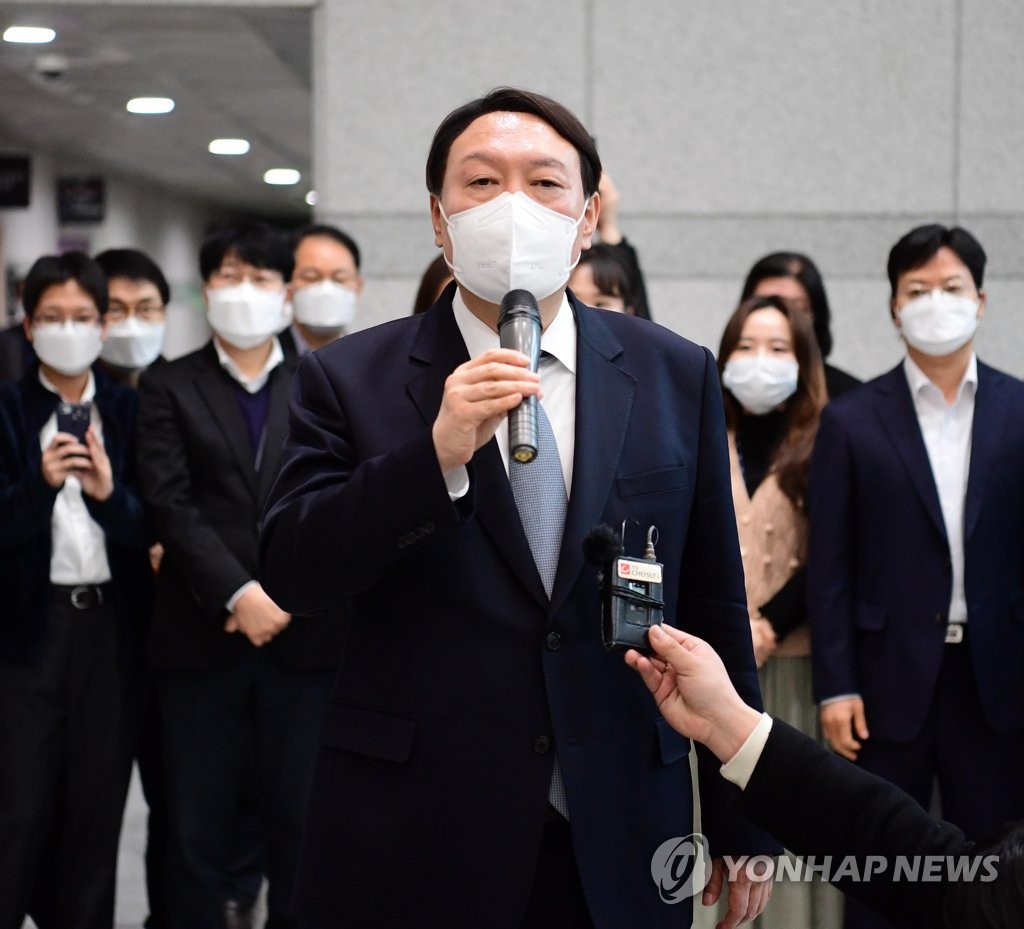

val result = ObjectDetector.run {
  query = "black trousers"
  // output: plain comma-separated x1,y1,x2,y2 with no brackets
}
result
519,815,594,929
844,639,1024,929
0,591,132,929
159,650,333,929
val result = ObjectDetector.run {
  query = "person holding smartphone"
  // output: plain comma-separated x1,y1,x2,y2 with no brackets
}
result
0,252,151,929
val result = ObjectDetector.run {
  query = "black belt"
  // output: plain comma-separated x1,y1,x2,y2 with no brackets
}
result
51,583,112,610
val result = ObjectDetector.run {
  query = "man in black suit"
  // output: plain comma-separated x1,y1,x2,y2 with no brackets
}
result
260,88,777,929
0,253,151,929
808,225,1024,928
137,222,340,929
627,623,1024,929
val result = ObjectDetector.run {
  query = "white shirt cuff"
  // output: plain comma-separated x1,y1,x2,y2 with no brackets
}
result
444,465,470,501
720,713,773,790
820,693,861,707
226,580,258,613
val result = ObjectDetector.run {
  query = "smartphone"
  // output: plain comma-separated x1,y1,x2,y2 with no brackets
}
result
56,402,91,443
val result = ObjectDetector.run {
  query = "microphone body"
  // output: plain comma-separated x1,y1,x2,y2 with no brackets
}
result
498,289,541,463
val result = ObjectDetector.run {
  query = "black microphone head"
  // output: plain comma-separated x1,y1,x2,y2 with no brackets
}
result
583,524,622,566
498,289,540,330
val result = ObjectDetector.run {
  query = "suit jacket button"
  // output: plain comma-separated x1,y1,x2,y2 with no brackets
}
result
534,735,551,754
424,520,436,533
545,632,562,651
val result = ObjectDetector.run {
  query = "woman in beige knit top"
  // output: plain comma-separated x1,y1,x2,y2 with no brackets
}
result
704,295,837,929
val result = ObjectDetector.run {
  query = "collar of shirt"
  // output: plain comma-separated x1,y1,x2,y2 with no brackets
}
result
450,289,577,374
290,323,312,356
39,367,97,403
214,337,284,393
903,351,978,406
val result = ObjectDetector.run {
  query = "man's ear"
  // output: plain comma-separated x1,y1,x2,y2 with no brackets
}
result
22,314,33,343
430,195,444,248
580,191,601,250
977,288,986,322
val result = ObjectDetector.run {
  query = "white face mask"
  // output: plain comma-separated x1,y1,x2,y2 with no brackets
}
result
31,321,104,376
291,280,357,332
439,191,589,305
897,289,980,357
100,317,166,369
207,281,290,350
722,355,799,416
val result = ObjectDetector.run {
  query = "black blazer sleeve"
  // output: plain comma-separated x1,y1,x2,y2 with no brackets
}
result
137,364,251,614
739,720,971,927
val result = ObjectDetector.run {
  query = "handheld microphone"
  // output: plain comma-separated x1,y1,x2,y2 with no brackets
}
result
498,289,541,463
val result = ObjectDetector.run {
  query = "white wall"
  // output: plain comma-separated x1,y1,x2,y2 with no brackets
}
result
312,0,1024,381
0,148,216,356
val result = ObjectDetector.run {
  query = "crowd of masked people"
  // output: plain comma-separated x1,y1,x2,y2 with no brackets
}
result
1,200,1021,929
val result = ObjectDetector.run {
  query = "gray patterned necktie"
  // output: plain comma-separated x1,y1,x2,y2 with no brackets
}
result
508,356,570,818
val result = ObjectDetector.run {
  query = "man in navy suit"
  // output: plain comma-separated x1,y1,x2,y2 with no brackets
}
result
259,88,777,929
808,224,1024,928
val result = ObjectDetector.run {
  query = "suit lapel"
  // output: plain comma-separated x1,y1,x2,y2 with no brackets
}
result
405,297,549,610
964,363,1007,542
549,301,635,617
193,344,257,494
876,365,946,541
255,353,298,507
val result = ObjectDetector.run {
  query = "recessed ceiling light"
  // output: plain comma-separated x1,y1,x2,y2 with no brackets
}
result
263,168,301,186
126,97,175,115
209,138,250,156
305,190,318,206
3,26,56,44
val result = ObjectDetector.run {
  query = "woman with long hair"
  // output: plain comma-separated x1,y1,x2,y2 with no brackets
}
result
705,294,840,929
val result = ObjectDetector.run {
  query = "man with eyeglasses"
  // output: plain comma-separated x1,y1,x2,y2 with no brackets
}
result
0,251,150,929
809,224,1024,929
94,248,170,385
137,222,338,929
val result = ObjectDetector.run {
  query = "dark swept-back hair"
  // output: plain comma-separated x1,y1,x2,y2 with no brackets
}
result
425,87,602,197
199,221,293,282
717,296,827,508
886,224,986,298
94,248,170,305
740,252,833,358
942,821,1024,929
293,223,362,271
575,244,637,315
23,252,109,318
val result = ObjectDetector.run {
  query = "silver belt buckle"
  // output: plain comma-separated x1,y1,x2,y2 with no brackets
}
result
944,623,964,645
70,585,101,610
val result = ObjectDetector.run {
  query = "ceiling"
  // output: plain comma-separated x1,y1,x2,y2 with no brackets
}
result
0,2,312,216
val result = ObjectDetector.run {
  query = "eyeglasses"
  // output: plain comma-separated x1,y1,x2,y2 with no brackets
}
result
107,302,166,323
34,312,101,327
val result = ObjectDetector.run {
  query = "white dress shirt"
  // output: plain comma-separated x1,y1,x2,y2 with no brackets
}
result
213,335,285,394
445,290,577,498
903,352,977,625
38,370,112,585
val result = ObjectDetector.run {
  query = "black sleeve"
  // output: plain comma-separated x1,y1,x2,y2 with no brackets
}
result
758,566,807,641
739,720,972,927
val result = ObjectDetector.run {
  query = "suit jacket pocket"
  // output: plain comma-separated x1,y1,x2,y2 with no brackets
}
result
656,716,691,765
854,603,887,631
321,702,417,763
617,465,688,499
